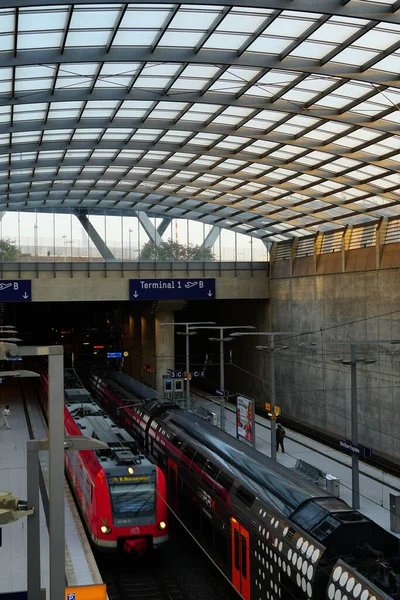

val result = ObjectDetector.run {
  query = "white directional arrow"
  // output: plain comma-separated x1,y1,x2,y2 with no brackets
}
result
23,292,28,299
207,290,213,297
133,291,139,298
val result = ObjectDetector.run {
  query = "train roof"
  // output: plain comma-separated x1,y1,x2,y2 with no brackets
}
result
166,411,344,517
65,387,150,471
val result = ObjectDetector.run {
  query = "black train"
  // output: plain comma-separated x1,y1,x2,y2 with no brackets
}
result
86,370,400,600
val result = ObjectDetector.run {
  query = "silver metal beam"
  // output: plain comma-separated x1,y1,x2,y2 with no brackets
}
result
27,440,41,600
136,211,163,245
0,47,396,90
48,346,65,600
1,92,400,140
202,226,220,249
1,165,398,207
156,217,173,238
1,168,397,227
0,0,398,24
75,211,116,261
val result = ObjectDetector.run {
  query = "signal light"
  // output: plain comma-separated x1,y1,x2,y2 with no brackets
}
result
100,525,112,534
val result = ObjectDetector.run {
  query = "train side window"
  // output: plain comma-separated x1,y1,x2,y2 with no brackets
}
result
234,530,240,570
183,445,196,462
215,529,228,564
202,460,219,482
192,452,206,471
241,535,247,578
235,485,255,509
172,436,184,449
215,471,233,492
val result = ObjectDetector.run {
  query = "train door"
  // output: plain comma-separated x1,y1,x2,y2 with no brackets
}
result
167,458,178,512
231,519,251,600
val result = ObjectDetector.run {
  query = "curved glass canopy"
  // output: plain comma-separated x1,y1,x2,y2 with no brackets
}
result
2,0,400,242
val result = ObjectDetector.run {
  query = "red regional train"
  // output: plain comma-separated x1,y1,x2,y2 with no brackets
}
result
40,371,168,552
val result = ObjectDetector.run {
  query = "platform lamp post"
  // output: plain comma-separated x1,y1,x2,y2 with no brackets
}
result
189,326,255,431
160,321,215,410
159,322,216,409
0,342,108,600
229,331,304,461
308,339,399,510
129,228,133,260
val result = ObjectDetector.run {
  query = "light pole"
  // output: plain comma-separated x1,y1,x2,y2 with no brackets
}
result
129,228,133,260
33,224,38,259
230,331,302,460
312,339,397,509
190,325,255,430
160,321,216,409
0,343,108,600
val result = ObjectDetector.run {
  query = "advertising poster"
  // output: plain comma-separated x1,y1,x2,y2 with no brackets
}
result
236,395,254,445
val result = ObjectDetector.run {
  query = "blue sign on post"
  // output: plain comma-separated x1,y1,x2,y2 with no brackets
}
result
107,351,122,359
129,278,215,301
0,280,31,302
340,440,372,458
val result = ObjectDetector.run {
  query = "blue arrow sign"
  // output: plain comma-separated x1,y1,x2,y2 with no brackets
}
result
340,439,372,458
0,280,31,302
130,278,215,300
107,351,122,358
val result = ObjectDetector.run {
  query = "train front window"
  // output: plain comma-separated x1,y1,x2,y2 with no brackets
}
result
109,482,155,519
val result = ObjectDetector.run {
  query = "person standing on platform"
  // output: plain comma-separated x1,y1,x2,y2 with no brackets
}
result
2,405,10,429
276,423,285,453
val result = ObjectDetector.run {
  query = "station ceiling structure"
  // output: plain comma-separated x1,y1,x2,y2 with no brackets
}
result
2,0,400,242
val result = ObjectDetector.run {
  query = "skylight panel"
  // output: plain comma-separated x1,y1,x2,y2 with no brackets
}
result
290,41,337,60
203,33,249,51
308,22,359,44
120,7,171,29
330,47,378,66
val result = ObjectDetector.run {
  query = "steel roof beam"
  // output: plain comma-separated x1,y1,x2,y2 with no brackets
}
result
0,47,399,90
2,0,400,24
0,138,394,169
1,180,397,230
2,167,398,206
74,211,116,261
1,104,400,140
202,226,221,249
136,211,163,245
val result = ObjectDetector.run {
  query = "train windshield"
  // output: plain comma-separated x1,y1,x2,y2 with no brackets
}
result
109,482,155,518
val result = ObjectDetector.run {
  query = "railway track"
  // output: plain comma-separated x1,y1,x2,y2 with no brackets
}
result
97,519,239,600
99,554,187,600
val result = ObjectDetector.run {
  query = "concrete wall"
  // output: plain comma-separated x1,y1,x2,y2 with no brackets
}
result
269,262,400,462
2,266,269,302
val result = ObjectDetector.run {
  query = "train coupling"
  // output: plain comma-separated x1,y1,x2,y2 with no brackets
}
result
123,537,147,553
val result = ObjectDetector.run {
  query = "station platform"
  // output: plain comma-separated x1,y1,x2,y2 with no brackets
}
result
191,393,400,539
0,380,103,596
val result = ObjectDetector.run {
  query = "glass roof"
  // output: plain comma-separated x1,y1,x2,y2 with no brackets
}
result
2,0,400,241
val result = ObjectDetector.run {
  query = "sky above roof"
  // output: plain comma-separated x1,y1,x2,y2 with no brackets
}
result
2,0,400,242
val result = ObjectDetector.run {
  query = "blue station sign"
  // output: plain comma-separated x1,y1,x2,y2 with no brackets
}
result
340,439,372,458
107,351,122,359
0,280,31,302
129,278,215,301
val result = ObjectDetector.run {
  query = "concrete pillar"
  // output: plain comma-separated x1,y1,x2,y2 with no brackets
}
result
122,310,142,381
155,312,175,394
376,217,388,269
342,226,353,272
290,238,299,276
141,312,156,388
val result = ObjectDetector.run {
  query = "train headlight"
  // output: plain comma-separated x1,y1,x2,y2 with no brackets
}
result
100,525,112,534
128,467,134,475
158,521,167,531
